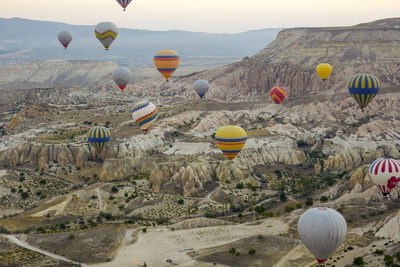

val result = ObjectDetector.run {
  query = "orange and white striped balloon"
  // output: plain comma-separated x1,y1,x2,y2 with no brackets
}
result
270,87,287,104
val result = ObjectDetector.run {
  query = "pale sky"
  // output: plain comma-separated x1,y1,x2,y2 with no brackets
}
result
1,0,399,33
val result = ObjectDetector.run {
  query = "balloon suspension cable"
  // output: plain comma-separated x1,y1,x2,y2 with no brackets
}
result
124,8,126,11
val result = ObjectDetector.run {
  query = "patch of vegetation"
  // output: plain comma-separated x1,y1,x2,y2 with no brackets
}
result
320,195,329,202
353,257,364,266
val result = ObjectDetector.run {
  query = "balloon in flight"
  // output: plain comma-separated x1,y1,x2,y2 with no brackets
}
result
348,73,379,110
58,30,73,50
270,87,287,104
194,80,209,99
95,22,118,50
215,125,247,160
369,158,400,196
316,63,332,81
131,102,158,134
298,207,347,265
116,0,133,11
113,67,132,91
87,126,111,153
154,49,180,81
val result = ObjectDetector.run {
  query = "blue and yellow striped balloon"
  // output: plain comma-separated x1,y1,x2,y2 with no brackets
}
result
348,73,379,110
215,125,247,160
88,126,111,153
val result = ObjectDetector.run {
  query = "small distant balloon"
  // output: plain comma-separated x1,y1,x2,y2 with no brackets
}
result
58,30,73,50
348,73,379,110
369,158,400,196
154,49,180,81
88,126,111,153
113,67,132,91
116,0,133,11
269,87,287,104
95,22,118,50
316,63,332,81
131,102,158,134
215,125,247,160
194,80,209,99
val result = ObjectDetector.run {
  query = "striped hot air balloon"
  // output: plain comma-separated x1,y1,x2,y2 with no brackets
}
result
95,22,118,50
215,125,247,160
269,87,287,104
369,158,400,196
154,50,180,81
348,73,379,110
116,0,133,11
88,126,111,153
131,102,158,134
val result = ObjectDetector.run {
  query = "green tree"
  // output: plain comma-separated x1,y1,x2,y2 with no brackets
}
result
236,183,244,189
353,257,364,266
279,191,287,202
254,206,265,213
320,195,329,202
248,249,256,256
177,199,184,205
305,199,314,206
111,186,118,193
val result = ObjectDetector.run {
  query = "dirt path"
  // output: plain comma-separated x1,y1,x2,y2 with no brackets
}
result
6,234,89,266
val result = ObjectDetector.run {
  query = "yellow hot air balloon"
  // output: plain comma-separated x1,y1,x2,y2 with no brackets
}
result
316,63,332,81
153,49,180,81
215,125,247,160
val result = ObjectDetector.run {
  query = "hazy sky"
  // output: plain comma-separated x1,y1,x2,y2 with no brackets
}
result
1,0,399,33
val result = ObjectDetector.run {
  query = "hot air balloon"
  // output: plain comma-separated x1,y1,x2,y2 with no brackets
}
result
369,158,400,196
348,73,379,111
298,207,347,265
116,0,133,11
316,63,332,81
131,102,158,134
113,67,132,91
194,80,209,99
154,50,180,81
58,30,73,50
88,126,111,153
95,22,118,50
215,125,247,160
270,87,287,104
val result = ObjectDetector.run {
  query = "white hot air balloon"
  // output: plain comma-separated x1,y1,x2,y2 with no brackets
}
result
369,158,400,196
298,207,347,265
94,22,118,50
58,30,73,49
193,79,210,99
113,67,132,91
131,102,158,134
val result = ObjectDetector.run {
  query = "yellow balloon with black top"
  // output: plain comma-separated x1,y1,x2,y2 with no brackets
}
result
215,125,247,160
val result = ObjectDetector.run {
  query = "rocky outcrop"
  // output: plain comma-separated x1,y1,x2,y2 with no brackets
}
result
375,210,400,240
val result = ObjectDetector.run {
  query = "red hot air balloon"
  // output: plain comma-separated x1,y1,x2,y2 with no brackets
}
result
270,87,287,104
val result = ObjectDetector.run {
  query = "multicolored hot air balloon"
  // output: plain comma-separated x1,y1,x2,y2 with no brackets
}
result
298,207,347,265
215,125,247,160
269,86,287,104
131,102,158,134
116,0,133,11
58,30,73,50
95,22,118,50
369,158,400,196
88,126,111,153
113,67,132,91
194,80,209,99
316,63,332,81
154,50,180,81
348,73,379,110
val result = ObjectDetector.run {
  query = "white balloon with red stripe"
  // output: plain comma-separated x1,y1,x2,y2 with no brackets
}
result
298,207,347,265
369,158,400,196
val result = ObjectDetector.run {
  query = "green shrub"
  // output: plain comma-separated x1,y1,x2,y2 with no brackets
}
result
177,199,184,205
296,203,302,209
320,195,329,202
285,205,294,212
254,206,266,213
384,255,394,266
353,257,364,266
236,183,244,189
248,249,256,256
266,211,274,217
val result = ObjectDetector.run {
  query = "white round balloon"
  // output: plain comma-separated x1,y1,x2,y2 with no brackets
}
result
298,207,347,264
113,67,132,91
193,79,210,98
58,30,73,49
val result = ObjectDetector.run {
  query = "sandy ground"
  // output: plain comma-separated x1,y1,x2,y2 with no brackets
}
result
94,218,289,267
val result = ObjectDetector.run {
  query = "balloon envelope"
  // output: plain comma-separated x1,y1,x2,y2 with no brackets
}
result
131,102,158,134
113,67,132,91
270,87,287,104
348,73,379,110
316,63,332,80
58,30,73,49
215,125,247,160
369,158,400,196
194,80,209,98
88,126,111,153
116,0,133,10
298,207,347,264
95,22,118,50
154,50,180,81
